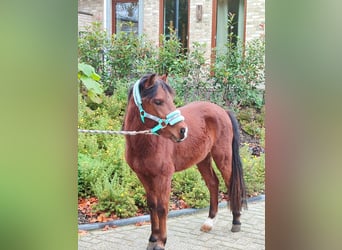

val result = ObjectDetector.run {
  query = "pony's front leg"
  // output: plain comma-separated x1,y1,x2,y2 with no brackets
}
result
146,195,160,250
144,177,172,250
147,200,169,250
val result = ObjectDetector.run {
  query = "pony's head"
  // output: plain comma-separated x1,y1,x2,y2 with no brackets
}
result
131,73,188,142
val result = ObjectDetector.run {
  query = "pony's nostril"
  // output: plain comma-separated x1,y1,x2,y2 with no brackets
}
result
179,127,188,141
180,127,186,135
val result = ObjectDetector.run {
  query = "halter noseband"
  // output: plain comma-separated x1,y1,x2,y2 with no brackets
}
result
133,79,185,135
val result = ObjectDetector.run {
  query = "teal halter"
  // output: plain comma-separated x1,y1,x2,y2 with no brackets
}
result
132,79,185,135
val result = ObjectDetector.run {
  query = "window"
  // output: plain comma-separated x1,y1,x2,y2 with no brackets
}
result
214,0,245,53
112,0,139,34
162,0,189,50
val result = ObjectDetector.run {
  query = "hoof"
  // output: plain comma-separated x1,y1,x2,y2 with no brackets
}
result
200,223,212,232
231,224,241,232
147,241,165,250
200,216,217,232
147,242,157,250
153,247,165,250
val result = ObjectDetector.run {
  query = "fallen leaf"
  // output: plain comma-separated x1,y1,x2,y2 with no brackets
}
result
135,221,150,226
89,217,98,223
78,230,88,236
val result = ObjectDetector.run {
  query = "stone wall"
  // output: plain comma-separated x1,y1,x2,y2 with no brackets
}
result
78,12,94,32
245,0,265,41
142,0,160,47
188,0,213,61
78,0,104,31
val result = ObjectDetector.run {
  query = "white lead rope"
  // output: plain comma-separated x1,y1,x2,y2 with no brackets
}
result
78,128,155,135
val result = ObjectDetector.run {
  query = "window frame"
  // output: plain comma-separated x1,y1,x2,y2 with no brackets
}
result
211,0,247,61
159,0,190,50
111,0,139,34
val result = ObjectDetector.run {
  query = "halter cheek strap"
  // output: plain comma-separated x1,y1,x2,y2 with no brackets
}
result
133,79,185,135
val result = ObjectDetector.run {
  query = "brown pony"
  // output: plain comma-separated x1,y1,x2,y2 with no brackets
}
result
123,74,247,250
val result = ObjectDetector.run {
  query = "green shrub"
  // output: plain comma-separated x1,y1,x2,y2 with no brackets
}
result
157,28,188,75
78,22,111,88
213,14,265,111
78,153,103,197
172,168,210,208
78,62,103,105
240,144,265,194
92,173,138,218
237,106,265,139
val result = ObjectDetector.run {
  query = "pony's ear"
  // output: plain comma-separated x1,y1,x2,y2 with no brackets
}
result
160,73,168,83
143,73,156,89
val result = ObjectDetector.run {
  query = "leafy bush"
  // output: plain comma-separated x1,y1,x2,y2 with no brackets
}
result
92,174,138,218
78,62,103,104
237,106,265,139
157,28,188,75
169,42,222,106
78,153,103,197
172,168,210,208
78,22,111,85
240,144,265,194
213,14,265,111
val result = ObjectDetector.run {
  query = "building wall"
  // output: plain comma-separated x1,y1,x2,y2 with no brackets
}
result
78,0,104,31
188,0,213,61
77,0,265,51
140,0,265,58
142,0,214,61
245,0,265,41
78,12,94,32
142,0,160,46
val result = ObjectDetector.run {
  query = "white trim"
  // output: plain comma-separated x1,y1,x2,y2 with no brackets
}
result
104,0,112,34
138,0,143,35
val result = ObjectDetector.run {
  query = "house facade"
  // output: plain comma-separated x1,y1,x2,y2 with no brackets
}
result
78,0,264,60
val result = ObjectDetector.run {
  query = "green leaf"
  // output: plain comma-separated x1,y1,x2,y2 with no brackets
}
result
80,76,103,94
87,91,102,104
91,72,101,81
78,63,95,77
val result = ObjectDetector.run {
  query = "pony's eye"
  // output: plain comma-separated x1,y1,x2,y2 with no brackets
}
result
154,99,163,105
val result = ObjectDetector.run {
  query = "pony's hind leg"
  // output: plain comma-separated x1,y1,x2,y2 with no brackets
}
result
231,211,242,232
197,154,219,232
212,136,246,233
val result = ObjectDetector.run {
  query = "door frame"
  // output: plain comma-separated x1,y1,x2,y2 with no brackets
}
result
211,0,247,62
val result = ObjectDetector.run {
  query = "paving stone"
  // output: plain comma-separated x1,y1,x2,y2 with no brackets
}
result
78,199,265,250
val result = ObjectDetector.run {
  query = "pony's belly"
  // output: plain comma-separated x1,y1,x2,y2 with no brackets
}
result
173,144,211,172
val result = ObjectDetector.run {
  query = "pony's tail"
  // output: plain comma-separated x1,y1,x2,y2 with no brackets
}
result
228,111,248,212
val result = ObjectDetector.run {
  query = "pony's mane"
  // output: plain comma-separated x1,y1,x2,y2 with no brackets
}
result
127,74,175,102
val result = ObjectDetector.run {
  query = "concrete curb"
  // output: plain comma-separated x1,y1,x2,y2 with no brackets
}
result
78,195,265,231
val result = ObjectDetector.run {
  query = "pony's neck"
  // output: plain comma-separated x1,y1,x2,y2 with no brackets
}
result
124,98,156,133
124,98,160,153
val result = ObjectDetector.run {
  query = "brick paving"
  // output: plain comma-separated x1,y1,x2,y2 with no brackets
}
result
78,198,265,250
